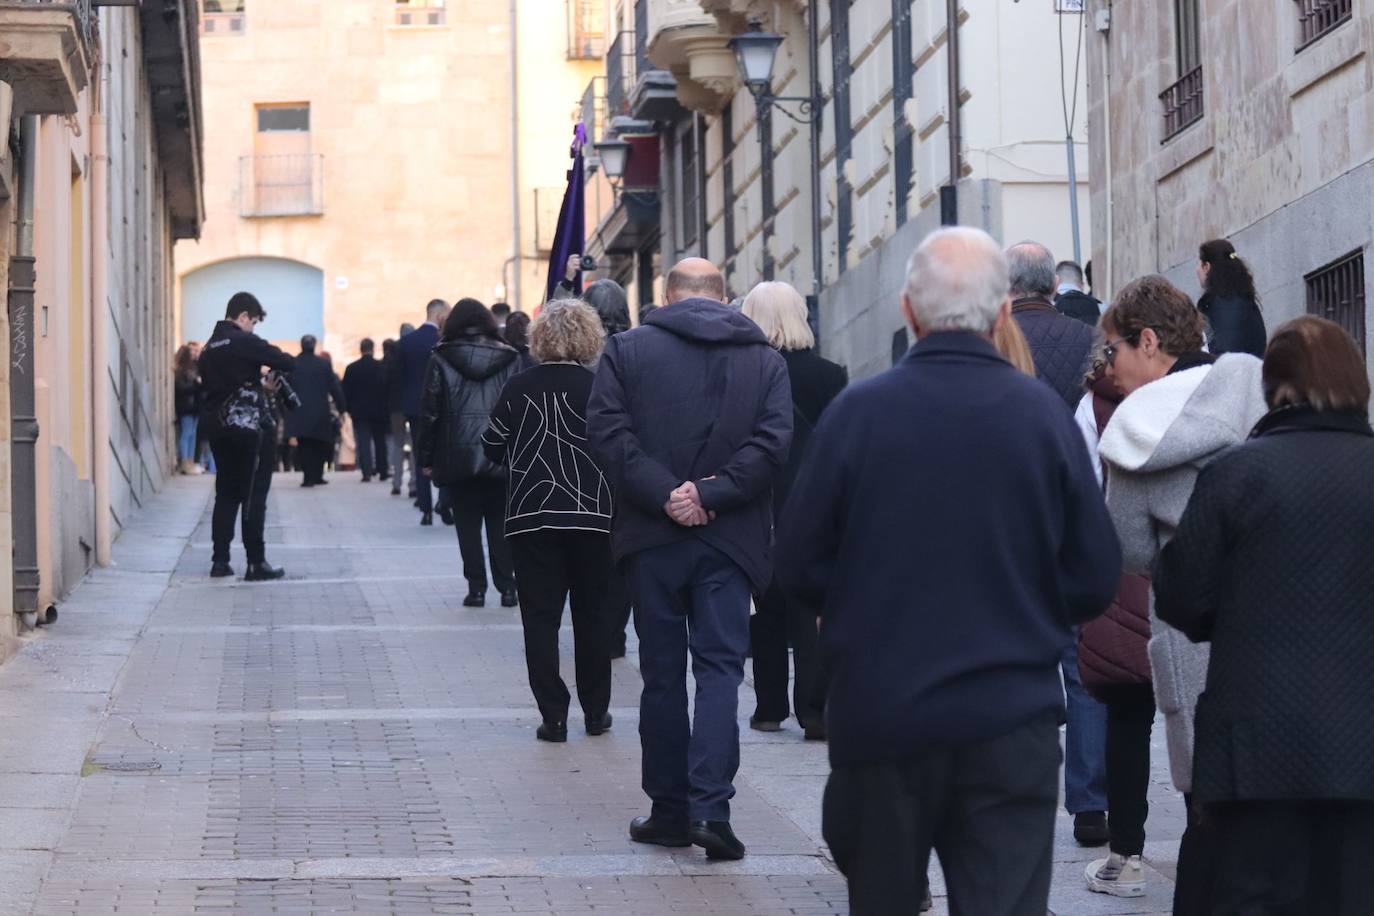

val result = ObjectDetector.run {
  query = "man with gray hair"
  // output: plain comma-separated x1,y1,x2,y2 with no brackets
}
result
779,227,1120,914
1008,241,1111,849
1007,241,1097,408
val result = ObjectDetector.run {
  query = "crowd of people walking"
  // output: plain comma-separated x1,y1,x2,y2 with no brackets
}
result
184,223,1371,915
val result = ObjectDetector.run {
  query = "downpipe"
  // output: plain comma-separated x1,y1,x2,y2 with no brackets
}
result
10,115,41,627
91,114,111,568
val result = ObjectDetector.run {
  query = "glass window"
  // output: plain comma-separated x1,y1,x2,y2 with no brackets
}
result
257,105,310,133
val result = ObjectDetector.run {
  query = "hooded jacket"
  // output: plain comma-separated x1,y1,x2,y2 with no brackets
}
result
586,296,792,594
1098,352,1267,791
416,336,520,485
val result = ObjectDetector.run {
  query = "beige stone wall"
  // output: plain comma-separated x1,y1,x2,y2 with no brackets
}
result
1086,0,1374,313
177,0,590,351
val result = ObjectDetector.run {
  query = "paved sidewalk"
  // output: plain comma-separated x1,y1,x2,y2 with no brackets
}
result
0,473,1183,914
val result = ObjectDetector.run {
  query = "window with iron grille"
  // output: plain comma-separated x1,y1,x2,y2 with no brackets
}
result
395,0,446,28
1296,0,1353,51
680,122,700,249
201,0,245,36
721,102,736,263
830,0,854,274
567,0,605,60
1306,250,1367,357
1161,0,1203,142
892,0,915,227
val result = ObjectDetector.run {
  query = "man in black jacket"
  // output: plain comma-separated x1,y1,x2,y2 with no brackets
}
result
779,228,1120,915
285,336,346,487
198,292,296,580
588,258,792,861
1055,260,1103,325
342,338,389,482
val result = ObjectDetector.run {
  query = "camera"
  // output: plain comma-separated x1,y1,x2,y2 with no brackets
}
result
579,254,597,272
267,370,302,412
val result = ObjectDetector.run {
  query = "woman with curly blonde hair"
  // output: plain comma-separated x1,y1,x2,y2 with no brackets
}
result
482,300,616,743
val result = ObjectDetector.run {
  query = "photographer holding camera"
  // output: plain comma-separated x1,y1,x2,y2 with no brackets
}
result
198,292,296,581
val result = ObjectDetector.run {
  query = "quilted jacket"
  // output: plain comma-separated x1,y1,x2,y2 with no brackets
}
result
416,336,520,486
1155,406,1374,804
1012,298,1096,409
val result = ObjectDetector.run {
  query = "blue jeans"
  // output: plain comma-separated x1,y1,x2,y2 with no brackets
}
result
177,415,198,461
626,540,751,824
1061,640,1108,814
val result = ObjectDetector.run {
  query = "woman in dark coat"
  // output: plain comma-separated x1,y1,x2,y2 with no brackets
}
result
1154,316,1374,915
416,299,521,608
1197,239,1266,357
173,343,203,475
482,300,615,742
741,281,847,739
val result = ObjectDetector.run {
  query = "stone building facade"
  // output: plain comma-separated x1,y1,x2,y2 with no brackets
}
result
1085,0,1372,367
0,1,203,648
175,0,597,357
582,0,1090,378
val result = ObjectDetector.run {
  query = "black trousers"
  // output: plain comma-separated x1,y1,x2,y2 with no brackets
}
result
508,529,613,724
298,437,331,485
1175,790,1220,915
823,712,1061,916
1098,683,1156,856
354,417,388,479
749,579,822,726
210,431,270,565
450,477,514,593
1202,800,1374,915
406,416,432,510
607,568,635,655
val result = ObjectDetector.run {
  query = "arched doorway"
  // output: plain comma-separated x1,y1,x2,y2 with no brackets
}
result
181,256,324,345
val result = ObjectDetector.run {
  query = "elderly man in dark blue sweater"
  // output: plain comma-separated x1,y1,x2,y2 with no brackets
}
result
779,227,1120,916
588,258,792,862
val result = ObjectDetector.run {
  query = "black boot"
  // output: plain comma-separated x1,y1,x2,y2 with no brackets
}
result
536,720,567,743
419,511,433,526
210,561,234,578
689,820,746,860
500,588,519,608
244,561,286,582
585,712,613,736
630,815,691,848
463,589,486,608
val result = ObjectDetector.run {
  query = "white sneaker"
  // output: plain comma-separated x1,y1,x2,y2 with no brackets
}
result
1085,852,1146,897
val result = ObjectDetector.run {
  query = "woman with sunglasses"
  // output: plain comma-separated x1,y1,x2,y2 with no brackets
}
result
1089,275,1267,911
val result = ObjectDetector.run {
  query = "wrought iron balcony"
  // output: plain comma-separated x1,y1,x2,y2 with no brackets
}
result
239,155,325,218
581,76,607,139
606,30,635,118
1160,66,1204,143
1296,0,1352,50
0,0,99,114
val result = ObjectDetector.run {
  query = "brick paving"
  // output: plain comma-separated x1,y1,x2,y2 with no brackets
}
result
0,473,1184,914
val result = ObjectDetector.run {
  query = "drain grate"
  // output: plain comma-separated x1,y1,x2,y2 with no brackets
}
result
101,760,162,772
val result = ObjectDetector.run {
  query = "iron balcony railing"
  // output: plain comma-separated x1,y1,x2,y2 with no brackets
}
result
6,0,98,49
239,154,325,218
634,0,651,81
1296,0,1352,50
606,30,635,117
567,0,605,60
1160,65,1204,143
581,75,606,139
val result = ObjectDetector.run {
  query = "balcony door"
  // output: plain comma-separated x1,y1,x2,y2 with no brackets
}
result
253,103,312,216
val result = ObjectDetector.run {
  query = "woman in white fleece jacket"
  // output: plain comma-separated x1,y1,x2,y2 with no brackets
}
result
1094,276,1267,912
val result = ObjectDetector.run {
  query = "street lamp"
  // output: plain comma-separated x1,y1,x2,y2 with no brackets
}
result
728,21,820,124
593,137,631,187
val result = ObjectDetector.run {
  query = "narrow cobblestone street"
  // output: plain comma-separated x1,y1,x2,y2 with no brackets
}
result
1,475,1185,915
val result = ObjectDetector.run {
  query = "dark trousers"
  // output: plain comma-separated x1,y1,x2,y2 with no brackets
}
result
210,432,268,565
1203,800,1374,915
509,529,613,724
625,540,751,824
298,437,331,485
354,417,388,479
1061,639,1108,814
1096,683,1156,856
1175,791,1220,915
607,569,634,655
450,477,514,593
823,712,1061,916
406,416,432,510
749,579,821,726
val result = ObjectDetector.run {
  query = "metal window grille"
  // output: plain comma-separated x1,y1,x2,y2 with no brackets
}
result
681,124,699,248
1174,0,1201,74
1296,0,1353,50
830,0,854,273
1306,250,1367,357
721,102,736,262
567,0,605,60
892,0,915,227
1160,66,1204,142
634,0,651,79
606,31,635,117
395,0,446,28
239,154,325,218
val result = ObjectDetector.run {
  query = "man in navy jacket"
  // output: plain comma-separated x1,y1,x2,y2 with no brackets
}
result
778,228,1119,915
396,299,447,523
588,258,792,861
